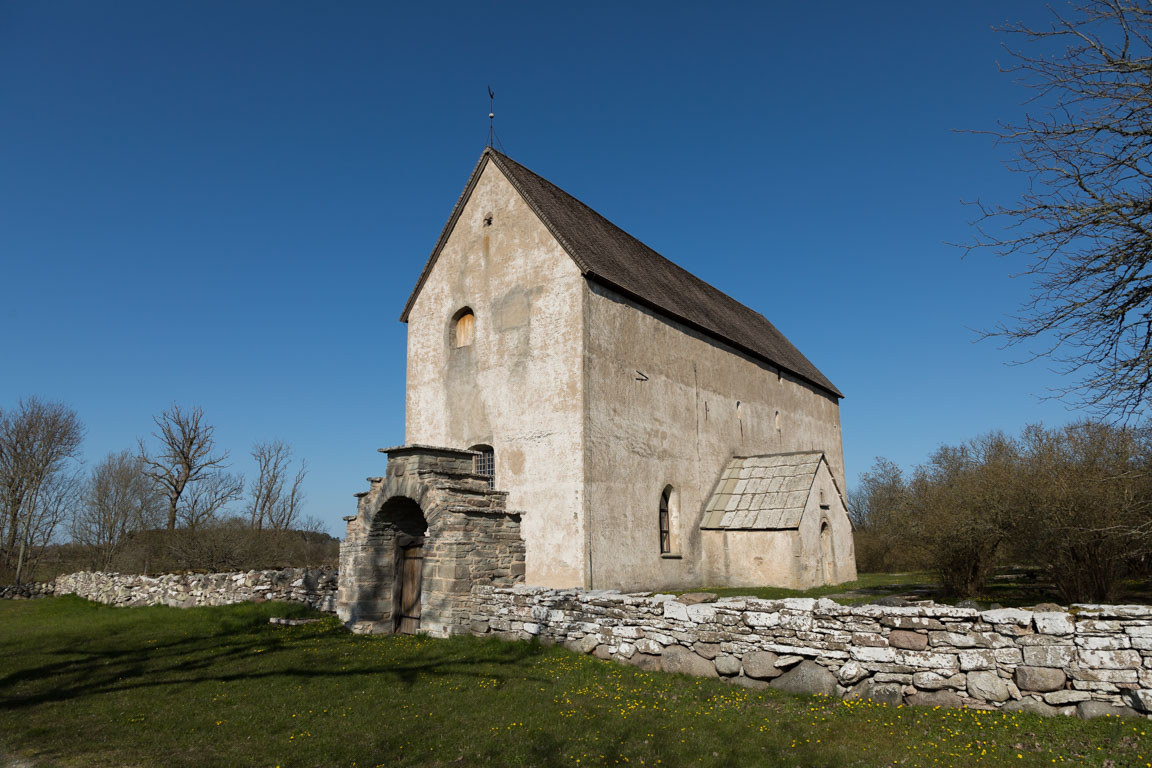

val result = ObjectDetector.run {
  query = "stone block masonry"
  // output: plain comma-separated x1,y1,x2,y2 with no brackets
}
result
1,568,338,612
470,585,1152,720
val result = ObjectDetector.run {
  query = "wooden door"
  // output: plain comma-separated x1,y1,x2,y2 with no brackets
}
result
395,542,424,634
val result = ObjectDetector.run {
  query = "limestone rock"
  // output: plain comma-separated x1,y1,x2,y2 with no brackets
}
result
837,661,869,685
693,642,720,660
1033,611,1075,636
714,654,741,676
845,680,904,706
1042,689,1091,705
729,675,770,690
1031,602,1064,613
912,672,966,691
888,630,927,651
906,689,963,708
1124,689,1152,713
1014,666,1066,693
573,634,601,654
742,651,782,679
769,660,838,697
677,592,717,605
1002,697,1067,718
1077,700,1143,719
626,652,662,672
880,616,945,631
966,671,1010,702
661,645,717,677
1022,645,1075,668
981,607,1033,626
634,638,662,656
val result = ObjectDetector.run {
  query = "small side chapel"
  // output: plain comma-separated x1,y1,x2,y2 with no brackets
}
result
338,148,856,635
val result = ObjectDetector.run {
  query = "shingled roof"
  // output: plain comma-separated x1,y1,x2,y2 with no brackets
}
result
401,148,841,399
700,451,829,530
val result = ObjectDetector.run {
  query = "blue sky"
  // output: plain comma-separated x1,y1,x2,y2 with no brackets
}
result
1,1,1079,535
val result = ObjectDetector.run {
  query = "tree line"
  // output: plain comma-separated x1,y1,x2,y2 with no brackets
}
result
0,398,329,583
850,420,1152,604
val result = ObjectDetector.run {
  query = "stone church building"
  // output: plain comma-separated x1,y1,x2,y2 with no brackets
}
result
338,148,855,635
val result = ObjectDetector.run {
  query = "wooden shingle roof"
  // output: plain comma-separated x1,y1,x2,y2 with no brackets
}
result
700,451,828,530
401,148,841,399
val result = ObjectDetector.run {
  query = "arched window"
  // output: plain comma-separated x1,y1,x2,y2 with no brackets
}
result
471,444,495,489
451,307,475,348
659,485,679,555
820,521,835,584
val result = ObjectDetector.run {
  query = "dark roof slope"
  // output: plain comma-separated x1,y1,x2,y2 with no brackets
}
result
401,148,841,399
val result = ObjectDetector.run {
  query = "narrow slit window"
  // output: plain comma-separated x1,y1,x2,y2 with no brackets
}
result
659,492,671,553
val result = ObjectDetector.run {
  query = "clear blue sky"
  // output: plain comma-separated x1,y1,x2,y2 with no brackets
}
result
1,1,1077,535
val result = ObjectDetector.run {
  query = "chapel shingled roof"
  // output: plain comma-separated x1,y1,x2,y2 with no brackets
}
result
700,451,828,530
400,148,842,399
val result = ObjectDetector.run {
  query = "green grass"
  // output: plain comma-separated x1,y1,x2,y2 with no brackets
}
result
1,598,1148,768
696,571,942,603
696,569,1152,607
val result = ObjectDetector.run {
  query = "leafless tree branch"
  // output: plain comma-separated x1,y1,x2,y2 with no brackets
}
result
971,0,1152,418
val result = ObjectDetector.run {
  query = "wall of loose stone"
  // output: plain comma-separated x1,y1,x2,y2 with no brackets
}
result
1,568,338,612
470,584,1152,720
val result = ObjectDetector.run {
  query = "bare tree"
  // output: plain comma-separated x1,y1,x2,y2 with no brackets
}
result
180,471,244,530
0,398,85,582
246,440,307,531
907,433,1020,597
848,458,918,572
1012,421,1152,602
138,404,234,531
71,450,163,570
972,1,1152,417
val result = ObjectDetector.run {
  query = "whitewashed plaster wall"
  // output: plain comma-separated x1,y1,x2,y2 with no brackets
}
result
582,282,848,591
405,163,587,587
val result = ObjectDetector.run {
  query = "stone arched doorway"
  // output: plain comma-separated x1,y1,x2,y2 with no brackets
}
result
377,496,427,634
338,445,526,637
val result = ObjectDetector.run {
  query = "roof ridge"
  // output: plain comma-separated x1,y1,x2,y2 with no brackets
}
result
404,148,842,399
489,150,785,328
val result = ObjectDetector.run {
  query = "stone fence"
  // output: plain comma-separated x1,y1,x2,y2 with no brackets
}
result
0,568,338,612
470,584,1152,720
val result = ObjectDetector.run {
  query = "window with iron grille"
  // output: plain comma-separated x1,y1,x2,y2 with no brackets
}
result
659,487,672,554
472,445,495,489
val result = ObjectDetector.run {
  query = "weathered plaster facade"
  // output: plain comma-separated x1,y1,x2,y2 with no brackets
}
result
404,165,587,587
583,283,850,590
361,146,855,610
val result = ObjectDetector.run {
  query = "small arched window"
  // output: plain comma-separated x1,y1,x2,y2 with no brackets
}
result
471,444,495,489
452,307,475,348
659,485,679,555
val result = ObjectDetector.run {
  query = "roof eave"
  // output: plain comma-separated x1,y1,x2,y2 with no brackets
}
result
399,149,496,323
585,273,843,400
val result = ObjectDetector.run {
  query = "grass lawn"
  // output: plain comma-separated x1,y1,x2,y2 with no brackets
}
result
699,569,1152,607
0,597,1148,768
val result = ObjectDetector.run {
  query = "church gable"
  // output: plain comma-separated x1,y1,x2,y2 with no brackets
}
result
701,451,841,530
402,148,840,401
402,156,580,325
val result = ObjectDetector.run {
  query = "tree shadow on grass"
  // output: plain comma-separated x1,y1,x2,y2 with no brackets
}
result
0,626,554,713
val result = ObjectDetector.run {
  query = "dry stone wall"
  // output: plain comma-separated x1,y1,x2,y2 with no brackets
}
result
471,584,1152,720
2,569,337,612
